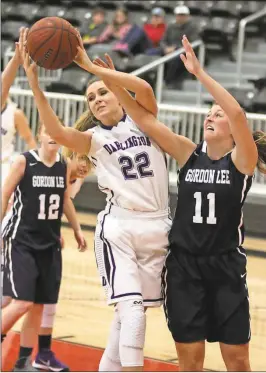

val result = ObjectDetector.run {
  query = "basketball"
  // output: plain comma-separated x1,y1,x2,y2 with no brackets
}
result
27,17,79,70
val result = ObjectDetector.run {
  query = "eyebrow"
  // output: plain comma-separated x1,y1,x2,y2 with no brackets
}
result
87,87,106,96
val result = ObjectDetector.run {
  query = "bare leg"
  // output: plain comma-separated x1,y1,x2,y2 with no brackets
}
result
175,341,205,371
2,300,33,334
20,304,44,347
220,342,251,371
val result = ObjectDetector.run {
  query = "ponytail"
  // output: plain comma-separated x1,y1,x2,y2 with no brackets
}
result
253,131,266,174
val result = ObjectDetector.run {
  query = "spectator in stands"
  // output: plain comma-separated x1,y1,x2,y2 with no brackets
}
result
98,8,132,45
89,7,132,57
160,5,199,87
143,7,166,50
82,8,108,47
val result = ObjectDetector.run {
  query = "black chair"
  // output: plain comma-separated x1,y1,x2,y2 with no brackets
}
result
97,0,119,10
253,88,266,113
1,20,30,41
31,4,68,22
228,86,257,112
14,3,41,23
45,68,91,95
64,7,93,28
201,17,238,59
209,1,240,18
239,1,264,18
1,2,18,21
185,1,204,16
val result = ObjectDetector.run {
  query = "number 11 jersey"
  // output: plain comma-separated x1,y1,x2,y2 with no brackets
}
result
3,150,67,250
169,142,253,255
87,114,169,212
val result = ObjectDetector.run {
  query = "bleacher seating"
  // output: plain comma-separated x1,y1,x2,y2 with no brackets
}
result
1,0,266,113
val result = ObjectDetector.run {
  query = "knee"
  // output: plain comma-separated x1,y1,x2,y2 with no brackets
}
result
12,300,34,315
227,354,250,371
117,300,146,367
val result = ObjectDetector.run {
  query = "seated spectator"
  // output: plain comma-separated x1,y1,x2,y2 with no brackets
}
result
160,5,199,87
88,7,133,57
82,8,108,46
143,8,166,48
97,8,132,44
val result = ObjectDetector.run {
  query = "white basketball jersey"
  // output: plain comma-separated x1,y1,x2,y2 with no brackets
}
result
1,102,17,161
88,114,169,212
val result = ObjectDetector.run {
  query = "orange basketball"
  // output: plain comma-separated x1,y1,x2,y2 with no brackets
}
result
27,17,79,70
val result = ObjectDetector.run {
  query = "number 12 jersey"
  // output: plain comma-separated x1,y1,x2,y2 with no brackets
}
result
3,150,67,250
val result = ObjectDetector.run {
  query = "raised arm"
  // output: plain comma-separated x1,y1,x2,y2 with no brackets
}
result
19,28,92,155
91,55,196,167
74,36,158,117
15,109,37,149
2,155,26,221
1,43,21,107
180,36,258,175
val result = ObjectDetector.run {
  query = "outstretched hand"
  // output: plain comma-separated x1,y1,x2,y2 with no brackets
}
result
18,27,39,87
180,35,202,77
93,53,116,90
73,29,96,73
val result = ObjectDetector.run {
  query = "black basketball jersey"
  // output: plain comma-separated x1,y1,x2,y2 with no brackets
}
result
3,150,67,250
169,142,253,255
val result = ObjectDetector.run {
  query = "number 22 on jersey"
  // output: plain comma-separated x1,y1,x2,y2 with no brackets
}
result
193,192,217,225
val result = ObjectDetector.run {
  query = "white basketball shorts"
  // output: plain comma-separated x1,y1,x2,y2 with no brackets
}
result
94,204,172,307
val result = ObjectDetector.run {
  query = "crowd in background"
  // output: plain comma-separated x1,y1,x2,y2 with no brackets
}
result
81,5,199,88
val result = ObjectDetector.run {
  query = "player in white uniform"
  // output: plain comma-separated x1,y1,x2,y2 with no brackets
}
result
20,27,171,371
1,41,36,187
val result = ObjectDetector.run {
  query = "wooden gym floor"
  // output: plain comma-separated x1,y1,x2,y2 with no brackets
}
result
8,212,266,371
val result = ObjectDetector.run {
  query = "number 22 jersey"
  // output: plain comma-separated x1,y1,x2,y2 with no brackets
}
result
2,150,67,250
169,142,253,255
87,114,169,212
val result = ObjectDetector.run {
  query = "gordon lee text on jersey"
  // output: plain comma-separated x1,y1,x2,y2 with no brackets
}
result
32,176,65,188
185,169,230,184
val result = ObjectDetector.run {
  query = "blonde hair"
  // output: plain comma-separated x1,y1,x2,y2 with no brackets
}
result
62,77,104,170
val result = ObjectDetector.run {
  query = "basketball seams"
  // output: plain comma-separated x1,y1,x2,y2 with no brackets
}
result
49,18,64,69
28,27,78,38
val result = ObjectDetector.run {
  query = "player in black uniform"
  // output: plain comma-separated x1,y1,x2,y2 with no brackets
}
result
1,120,87,370
80,38,266,370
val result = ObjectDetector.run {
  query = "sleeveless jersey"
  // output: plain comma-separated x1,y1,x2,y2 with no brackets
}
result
1,102,16,162
3,150,67,250
169,142,253,255
87,114,169,212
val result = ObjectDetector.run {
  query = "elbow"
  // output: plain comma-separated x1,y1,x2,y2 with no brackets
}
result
140,79,153,95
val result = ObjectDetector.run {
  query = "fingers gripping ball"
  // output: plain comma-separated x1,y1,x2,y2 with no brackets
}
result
27,17,79,70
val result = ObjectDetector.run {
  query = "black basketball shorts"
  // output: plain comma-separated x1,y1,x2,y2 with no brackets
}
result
2,237,62,304
162,247,250,345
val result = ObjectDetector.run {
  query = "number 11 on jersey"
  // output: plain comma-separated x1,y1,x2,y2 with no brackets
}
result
193,192,217,224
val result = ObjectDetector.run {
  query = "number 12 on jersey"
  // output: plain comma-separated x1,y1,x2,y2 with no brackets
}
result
193,192,217,224
38,194,60,220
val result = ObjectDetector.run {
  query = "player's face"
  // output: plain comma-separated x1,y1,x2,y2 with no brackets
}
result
203,105,232,142
39,127,61,153
86,81,121,124
71,156,90,179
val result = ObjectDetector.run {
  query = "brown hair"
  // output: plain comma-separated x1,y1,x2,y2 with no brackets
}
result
253,131,266,174
211,103,266,174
